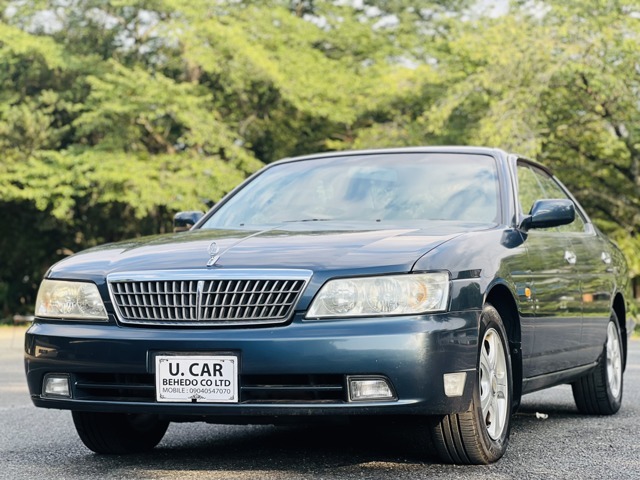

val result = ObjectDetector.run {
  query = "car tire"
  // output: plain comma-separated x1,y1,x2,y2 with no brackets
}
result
571,312,623,415
72,411,169,454
429,303,513,464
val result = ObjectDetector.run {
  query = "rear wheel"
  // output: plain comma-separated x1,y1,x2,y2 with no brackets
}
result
572,313,623,415
72,411,169,454
430,303,513,464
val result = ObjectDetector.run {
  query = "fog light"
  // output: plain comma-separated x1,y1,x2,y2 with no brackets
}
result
43,374,71,398
348,376,396,402
443,372,467,397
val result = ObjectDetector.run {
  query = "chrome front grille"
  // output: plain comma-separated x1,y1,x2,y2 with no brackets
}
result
107,270,311,326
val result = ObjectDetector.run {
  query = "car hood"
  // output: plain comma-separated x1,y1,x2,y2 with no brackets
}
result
47,221,495,279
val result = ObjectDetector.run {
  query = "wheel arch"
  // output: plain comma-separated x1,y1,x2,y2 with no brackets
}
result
485,283,522,410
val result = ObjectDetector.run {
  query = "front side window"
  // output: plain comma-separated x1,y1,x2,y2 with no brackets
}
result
517,163,585,233
201,153,501,229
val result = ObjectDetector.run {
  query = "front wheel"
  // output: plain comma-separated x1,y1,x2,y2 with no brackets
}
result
72,411,169,454
430,303,513,464
572,313,624,415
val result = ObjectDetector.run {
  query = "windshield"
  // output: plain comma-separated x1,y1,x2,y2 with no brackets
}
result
201,153,501,229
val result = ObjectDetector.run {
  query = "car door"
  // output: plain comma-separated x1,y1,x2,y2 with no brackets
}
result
517,162,583,377
529,171,615,367
564,223,615,365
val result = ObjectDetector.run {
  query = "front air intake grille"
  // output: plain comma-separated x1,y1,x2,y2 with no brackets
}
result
108,270,311,327
72,373,346,404
74,373,155,402
241,374,346,403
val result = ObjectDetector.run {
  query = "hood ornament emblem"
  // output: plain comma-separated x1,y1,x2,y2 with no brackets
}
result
207,242,221,267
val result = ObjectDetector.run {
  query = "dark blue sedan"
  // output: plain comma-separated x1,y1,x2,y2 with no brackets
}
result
25,147,633,464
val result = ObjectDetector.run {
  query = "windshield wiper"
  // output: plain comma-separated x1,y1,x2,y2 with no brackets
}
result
282,218,333,223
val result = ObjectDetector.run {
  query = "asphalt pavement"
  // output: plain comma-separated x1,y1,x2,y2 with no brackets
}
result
1,325,639,480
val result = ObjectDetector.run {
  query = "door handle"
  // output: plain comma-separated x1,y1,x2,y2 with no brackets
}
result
564,250,577,265
601,251,612,265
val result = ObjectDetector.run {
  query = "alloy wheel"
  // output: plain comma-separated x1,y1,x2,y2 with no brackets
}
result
606,321,622,399
479,327,509,440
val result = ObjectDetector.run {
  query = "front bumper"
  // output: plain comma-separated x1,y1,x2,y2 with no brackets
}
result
25,311,480,418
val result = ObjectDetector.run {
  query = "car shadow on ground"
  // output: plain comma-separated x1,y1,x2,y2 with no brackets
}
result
155,421,436,470
66,397,597,477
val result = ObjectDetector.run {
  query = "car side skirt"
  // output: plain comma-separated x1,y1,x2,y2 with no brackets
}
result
522,361,598,395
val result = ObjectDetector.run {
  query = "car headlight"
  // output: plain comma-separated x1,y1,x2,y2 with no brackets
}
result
35,279,108,320
306,272,449,318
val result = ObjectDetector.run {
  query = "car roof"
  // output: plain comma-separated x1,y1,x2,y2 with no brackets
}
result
273,146,554,176
274,146,509,165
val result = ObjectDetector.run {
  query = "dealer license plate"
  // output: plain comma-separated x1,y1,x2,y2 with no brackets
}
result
155,355,238,403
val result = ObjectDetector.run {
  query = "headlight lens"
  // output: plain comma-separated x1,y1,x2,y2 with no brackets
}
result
35,279,108,320
306,272,449,318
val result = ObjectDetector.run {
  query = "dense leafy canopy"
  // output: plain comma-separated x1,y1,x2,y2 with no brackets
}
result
1,0,639,317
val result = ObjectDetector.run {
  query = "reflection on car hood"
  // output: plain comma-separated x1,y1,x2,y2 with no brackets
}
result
47,221,496,278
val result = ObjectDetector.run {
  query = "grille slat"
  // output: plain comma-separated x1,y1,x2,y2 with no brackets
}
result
109,271,309,327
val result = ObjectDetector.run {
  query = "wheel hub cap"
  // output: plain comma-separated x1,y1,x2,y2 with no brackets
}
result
606,321,622,399
479,328,508,440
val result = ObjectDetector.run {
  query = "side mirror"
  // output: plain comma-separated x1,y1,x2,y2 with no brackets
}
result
173,211,204,233
520,199,575,231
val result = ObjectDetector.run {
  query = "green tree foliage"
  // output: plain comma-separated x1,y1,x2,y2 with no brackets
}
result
349,0,640,271
1,0,639,316
0,0,440,315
